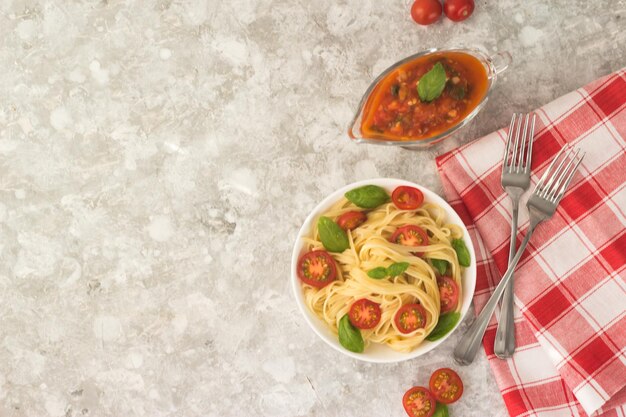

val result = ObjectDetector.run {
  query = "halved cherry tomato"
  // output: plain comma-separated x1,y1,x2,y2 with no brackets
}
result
392,186,424,210
429,368,464,404
410,0,442,26
349,298,382,329
391,225,429,247
402,386,436,417
297,250,337,288
394,303,427,334
437,276,460,314
443,0,474,22
337,211,367,231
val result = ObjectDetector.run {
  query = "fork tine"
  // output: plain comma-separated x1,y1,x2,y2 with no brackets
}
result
511,114,523,171
503,114,517,169
539,146,575,198
549,150,584,202
518,114,530,173
534,145,567,193
525,114,536,172
545,148,579,200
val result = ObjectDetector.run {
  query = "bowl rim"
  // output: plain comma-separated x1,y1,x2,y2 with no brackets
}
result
290,178,477,363
347,47,501,148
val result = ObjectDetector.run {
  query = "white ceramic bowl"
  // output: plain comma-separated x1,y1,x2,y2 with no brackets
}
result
291,178,476,363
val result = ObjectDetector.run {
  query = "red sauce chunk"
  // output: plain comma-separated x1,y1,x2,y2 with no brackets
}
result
361,52,488,142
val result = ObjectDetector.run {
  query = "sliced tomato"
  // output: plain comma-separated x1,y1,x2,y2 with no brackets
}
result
349,298,382,329
429,368,464,404
392,186,424,210
337,211,367,231
402,386,436,417
394,303,427,334
437,276,460,314
297,250,337,288
390,225,429,248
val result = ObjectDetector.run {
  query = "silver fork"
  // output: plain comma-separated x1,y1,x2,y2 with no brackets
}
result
454,145,584,365
495,113,536,359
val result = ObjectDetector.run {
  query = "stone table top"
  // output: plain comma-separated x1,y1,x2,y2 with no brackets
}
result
0,0,624,416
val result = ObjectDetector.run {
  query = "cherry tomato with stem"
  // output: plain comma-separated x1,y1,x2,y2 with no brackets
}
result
443,0,474,22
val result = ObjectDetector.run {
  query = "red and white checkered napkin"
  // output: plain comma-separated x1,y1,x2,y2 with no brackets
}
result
436,68,626,417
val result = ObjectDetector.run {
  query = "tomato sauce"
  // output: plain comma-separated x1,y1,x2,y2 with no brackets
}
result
361,52,488,142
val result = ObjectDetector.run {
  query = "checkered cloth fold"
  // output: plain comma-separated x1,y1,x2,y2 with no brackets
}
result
436,69,626,417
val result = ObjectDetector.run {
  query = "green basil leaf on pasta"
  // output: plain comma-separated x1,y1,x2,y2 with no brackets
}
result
387,262,409,277
430,259,449,276
318,216,349,253
345,185,390,209
417,62,447,102
367,267,388,279
338,314,364,353
425,312,461,341
432,402,449,417
451,239,471,267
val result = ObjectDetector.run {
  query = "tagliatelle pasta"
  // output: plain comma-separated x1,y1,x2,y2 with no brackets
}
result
300,196,465,353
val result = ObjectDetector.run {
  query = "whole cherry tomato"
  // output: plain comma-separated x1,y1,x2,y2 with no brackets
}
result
411,0,443,26
443,0,475,22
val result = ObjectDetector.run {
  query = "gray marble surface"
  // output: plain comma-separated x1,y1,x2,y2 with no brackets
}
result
0,0,624,416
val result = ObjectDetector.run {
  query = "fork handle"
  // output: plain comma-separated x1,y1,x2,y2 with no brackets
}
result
453,227,535,365
494,199,519,358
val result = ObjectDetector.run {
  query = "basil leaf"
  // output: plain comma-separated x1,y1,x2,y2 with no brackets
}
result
432,402,449,417
390,84,400,97
426,312,461,341
430,259,448,276
345,185,390,209
338,314,364,353
318,216,349,253
417,62,447,102
451,239,471,267
387,262,409,277
367,267,388,280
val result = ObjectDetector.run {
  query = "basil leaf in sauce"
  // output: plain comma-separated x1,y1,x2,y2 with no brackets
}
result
417,62,447,103
426,312,461,341
338,314,364,353
367,267,388,280
432,402,449,417
451,239,471,267
390,84,400,97
387,262,409,277
345,185,390,209
318,216,349,253
430,259,449,276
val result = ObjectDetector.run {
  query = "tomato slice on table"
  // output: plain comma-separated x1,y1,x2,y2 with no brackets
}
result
403,386,436,417
392,186,424,210
337,211,367,231
394,303,427,334
429,368,464,404
437,276,459,314
390,225,429,249
349,298,382,329
297,250,337,288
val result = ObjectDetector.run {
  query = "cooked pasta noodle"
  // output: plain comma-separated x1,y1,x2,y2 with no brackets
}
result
301,198,464,352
